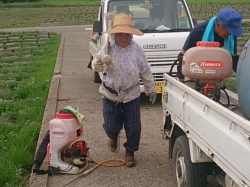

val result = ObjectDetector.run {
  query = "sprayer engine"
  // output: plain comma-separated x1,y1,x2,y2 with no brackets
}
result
64,140,89,166
195,82,221,102
182,41,233,102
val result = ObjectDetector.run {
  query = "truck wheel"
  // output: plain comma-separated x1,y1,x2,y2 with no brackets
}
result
93,71,102,83
172,135,207,187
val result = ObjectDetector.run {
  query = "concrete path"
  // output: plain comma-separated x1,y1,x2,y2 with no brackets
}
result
18,26,173,187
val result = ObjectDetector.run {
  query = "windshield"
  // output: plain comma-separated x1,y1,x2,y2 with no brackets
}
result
108,0,192,33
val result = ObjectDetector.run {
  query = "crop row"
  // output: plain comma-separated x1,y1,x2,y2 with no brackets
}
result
189,4,250,20
0,31,57,92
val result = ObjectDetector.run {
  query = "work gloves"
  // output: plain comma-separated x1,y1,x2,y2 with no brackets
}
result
140,68,157,104
147,92,157,104
92,54,114,72
92,60,104,72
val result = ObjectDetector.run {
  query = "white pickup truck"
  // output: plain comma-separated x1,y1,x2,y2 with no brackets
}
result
162,41,250,186
89,0,196,94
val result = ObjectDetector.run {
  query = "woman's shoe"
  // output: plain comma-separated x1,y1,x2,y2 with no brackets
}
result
124,149,136,167
108,138,117,152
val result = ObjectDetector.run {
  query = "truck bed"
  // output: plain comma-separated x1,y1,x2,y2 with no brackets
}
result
162,73,250,186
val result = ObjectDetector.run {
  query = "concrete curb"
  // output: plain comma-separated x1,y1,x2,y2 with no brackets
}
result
29,34,65,187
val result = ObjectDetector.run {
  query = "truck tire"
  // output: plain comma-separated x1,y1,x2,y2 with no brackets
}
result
172,135,207,187
93,71,102,83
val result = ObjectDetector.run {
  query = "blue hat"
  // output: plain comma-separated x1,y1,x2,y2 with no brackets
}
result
217,7,243,37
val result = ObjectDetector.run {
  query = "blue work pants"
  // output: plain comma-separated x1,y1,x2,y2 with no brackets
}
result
102,97,141,152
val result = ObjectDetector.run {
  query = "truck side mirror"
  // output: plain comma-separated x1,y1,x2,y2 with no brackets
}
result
93,21,102,33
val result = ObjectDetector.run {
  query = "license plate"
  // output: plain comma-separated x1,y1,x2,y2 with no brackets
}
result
154,82,164,93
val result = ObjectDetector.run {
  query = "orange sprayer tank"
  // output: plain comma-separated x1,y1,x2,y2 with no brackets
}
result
182,41,232,83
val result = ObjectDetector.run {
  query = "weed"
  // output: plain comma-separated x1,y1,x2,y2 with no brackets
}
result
223,77,237,93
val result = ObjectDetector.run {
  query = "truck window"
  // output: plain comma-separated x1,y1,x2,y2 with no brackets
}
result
177,0,190,28
108,0,192,32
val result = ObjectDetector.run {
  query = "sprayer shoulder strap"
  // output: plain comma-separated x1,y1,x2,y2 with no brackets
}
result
33,169,49,175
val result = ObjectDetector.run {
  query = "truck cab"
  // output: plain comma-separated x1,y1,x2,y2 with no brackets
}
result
89,0,195,94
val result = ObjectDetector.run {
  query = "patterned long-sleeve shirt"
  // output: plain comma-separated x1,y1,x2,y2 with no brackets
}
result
97,40,152,103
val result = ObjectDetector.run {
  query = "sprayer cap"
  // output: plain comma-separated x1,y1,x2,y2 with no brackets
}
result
56,111,74,119
196,41,220,47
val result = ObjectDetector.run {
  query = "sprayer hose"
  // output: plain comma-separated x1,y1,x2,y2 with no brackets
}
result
61,155,126,187
88,155,126,169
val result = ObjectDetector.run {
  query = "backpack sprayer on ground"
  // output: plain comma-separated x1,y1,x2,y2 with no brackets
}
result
46,107,89,175
33,105,125,186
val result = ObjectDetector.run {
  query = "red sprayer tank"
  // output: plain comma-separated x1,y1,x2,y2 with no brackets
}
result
181,41,232,83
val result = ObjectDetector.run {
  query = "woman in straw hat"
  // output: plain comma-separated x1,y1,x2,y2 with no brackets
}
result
92,13,156,167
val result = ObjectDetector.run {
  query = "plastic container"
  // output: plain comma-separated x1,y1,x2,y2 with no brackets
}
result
182,41,232,83
48,111,83,173
237,39,250,118
49,112,83,148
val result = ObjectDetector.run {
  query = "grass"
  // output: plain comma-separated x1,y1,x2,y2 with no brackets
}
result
0,32,60,187
0,0,248,186
0,0,100,7
0,6,98,28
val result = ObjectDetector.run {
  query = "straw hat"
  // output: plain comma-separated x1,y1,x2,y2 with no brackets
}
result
105,13,143,36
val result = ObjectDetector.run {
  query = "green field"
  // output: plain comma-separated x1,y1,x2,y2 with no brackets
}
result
187,0,250,3
0,0,249,7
